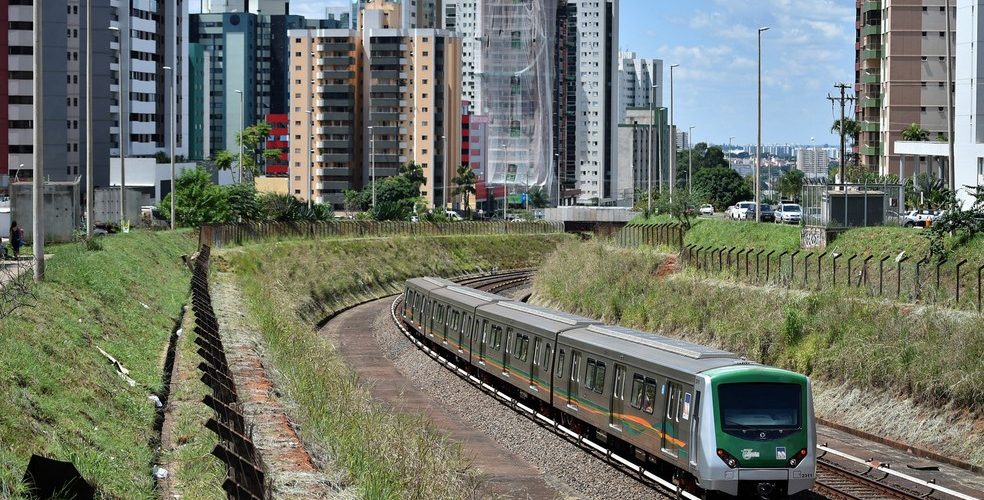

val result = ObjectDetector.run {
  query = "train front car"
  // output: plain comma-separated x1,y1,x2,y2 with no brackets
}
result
695,366,815,498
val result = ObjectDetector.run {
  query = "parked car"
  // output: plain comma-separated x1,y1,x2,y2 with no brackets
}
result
901,209,942,227
734,201,756,220
444,209,464,221
774,203,802,224
699,204,714,216
758,204,775,222
725,205,738,218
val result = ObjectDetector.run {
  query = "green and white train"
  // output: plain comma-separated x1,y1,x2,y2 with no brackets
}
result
402,277,816,498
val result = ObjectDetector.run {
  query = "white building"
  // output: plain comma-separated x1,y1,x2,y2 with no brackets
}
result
617,52,662,122
955,0,984,206
444,0,483,113
572,0,619,203
795,147,829,179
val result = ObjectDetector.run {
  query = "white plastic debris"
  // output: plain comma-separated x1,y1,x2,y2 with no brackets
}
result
148,395,163,408
151,466,168,480
175,328,183,337
140,302,150,310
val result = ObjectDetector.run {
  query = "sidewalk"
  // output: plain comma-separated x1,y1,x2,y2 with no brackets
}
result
0,256,51,287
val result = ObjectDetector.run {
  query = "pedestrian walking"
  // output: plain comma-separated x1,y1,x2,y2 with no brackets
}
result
10,221,24,260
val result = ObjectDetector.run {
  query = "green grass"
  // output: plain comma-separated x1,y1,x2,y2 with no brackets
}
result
534,240,984,414
225,234,571,498
157,308,224,499
0,230,196,497
683,218,801,253
628,214,677,225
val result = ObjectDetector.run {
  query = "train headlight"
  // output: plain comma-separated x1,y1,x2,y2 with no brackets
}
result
789,448,808,467
716,448,740,469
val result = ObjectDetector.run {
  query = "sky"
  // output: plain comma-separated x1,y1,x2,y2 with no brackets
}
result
262,0,857,146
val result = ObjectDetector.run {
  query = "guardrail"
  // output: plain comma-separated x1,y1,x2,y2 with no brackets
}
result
200,220,565,248
191,245,268,499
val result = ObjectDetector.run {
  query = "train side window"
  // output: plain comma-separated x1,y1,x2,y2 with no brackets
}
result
630,375,645,409
506,328,515,353
542,344,552,371
613,365,625,400
520,335,529,361
681,392,693,420
643,378,657,414
492,326,502,351
585,359,597,391
570,351,581,382
593,361,606,394
532,337,541,365
666,383,680,420
556,350,565,379
451,311,459,330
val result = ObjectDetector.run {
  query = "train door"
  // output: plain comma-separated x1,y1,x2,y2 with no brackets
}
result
478,319,488,364
503,327,513,376
459,313,470,352
567,350,581,408
688,390,701,468
662,381,683,457
610,364,626,430
530,337,542,390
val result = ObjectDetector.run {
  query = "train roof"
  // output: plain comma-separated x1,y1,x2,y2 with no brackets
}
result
560,324,750,380
476,300,600,335
430,285,510,308
405,276,457,291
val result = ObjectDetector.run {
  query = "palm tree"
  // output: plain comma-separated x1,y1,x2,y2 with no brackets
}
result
901,122,930,142
451,163,477,216
831,118,860,146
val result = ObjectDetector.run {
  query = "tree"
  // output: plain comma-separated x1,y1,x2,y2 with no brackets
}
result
258,193,333,221
225,182,264,222
901,122,930,142
528,186,549,209
451,163,477,215
775,169,806,201
906,173,953,209
211,150,235,172
675,142,730,187
344,161,427,220
209,121,280,181
692,166,753,209
655,190,698,230
831,118,860,146
926,185,984,259
158,167,230,226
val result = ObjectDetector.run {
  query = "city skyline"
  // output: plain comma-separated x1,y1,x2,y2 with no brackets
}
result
273,0,857,146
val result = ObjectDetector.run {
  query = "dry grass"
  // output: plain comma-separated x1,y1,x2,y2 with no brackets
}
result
226,234,572,498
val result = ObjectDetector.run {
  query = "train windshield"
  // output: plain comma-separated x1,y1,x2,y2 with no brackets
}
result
718,383,801,431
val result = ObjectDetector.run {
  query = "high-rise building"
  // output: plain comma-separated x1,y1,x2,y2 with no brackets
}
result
855,0,955,175
2,0,184,192
288,9,462,209
954,0,984,205
444,0,482,111
616,107,669,204
554,2,577,202
795,147,829,179
570,0,618,204
617,52,662,122
190,4,348,158
675,131,690,151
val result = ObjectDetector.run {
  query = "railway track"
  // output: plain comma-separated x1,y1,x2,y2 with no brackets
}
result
390,271,979,500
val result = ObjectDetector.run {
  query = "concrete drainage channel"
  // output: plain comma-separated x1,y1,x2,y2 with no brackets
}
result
190,245,268,499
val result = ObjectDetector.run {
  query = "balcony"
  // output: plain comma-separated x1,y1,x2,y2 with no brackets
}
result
861,48,882,60
860,145,882,156
861,96,882,108
860,71,880,84
316,140,350,148
859,121,880,132
319,70,353,79
861,24,881,37
862,0,881,12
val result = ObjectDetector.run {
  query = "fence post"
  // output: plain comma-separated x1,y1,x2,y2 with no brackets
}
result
815,251,827,290
956,259,968,305
862,255,874,291
935,259,948,301
776,251,788,284
726,247,736,274
755,249,765,283
803,252,813,286
978,264,983,313
915,257,929,300
896,256,909,299
847,254,857,287
789,251,800,286
878,255,890,296
717,247,724,272
766,250,777,283
744,249,753,278
832,253,841,287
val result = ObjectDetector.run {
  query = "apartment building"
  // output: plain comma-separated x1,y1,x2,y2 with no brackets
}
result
796,147,830,179
616,107,669,204
617,51,662,122
856,0,955,175
288,7,462,209
954,0,984,205
2,0,185,191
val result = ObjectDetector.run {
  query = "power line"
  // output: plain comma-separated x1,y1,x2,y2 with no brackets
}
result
828,83,856,186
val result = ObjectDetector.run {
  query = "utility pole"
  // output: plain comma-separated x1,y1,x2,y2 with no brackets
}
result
85,0,93,239
164,66,176,229
32,0,45,281
648,84,656,213
756,27,769,223
688,125,695,194
110,23,127,228
669,64,679,198
827,83,856,186
945,0,955,191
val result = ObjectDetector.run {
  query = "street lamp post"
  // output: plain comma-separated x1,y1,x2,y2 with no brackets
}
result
85,0,93,238
441,134,447,210
648,83,658,213
32,0,45,281
756,27,770,223
307,110,314,208
669,64,679,198
688,126,695,194
235,89,244,183
368,125,376,211
163,65,175,229
501,142,508,220
728,136,734,170
109,24,127,228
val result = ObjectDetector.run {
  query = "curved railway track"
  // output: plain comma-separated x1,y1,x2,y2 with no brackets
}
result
389,270,976,500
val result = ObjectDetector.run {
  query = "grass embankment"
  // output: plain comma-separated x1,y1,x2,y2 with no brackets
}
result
533,240,984,464
683,219,800,252
0,231,196,497
223,234,572,498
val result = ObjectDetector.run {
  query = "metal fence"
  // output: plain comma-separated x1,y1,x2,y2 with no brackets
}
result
801,179,905,228
199,220,566,248
191,245,268,499
615,224,984,313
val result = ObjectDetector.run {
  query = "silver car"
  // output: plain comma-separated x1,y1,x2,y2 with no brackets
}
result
774,203,802,224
